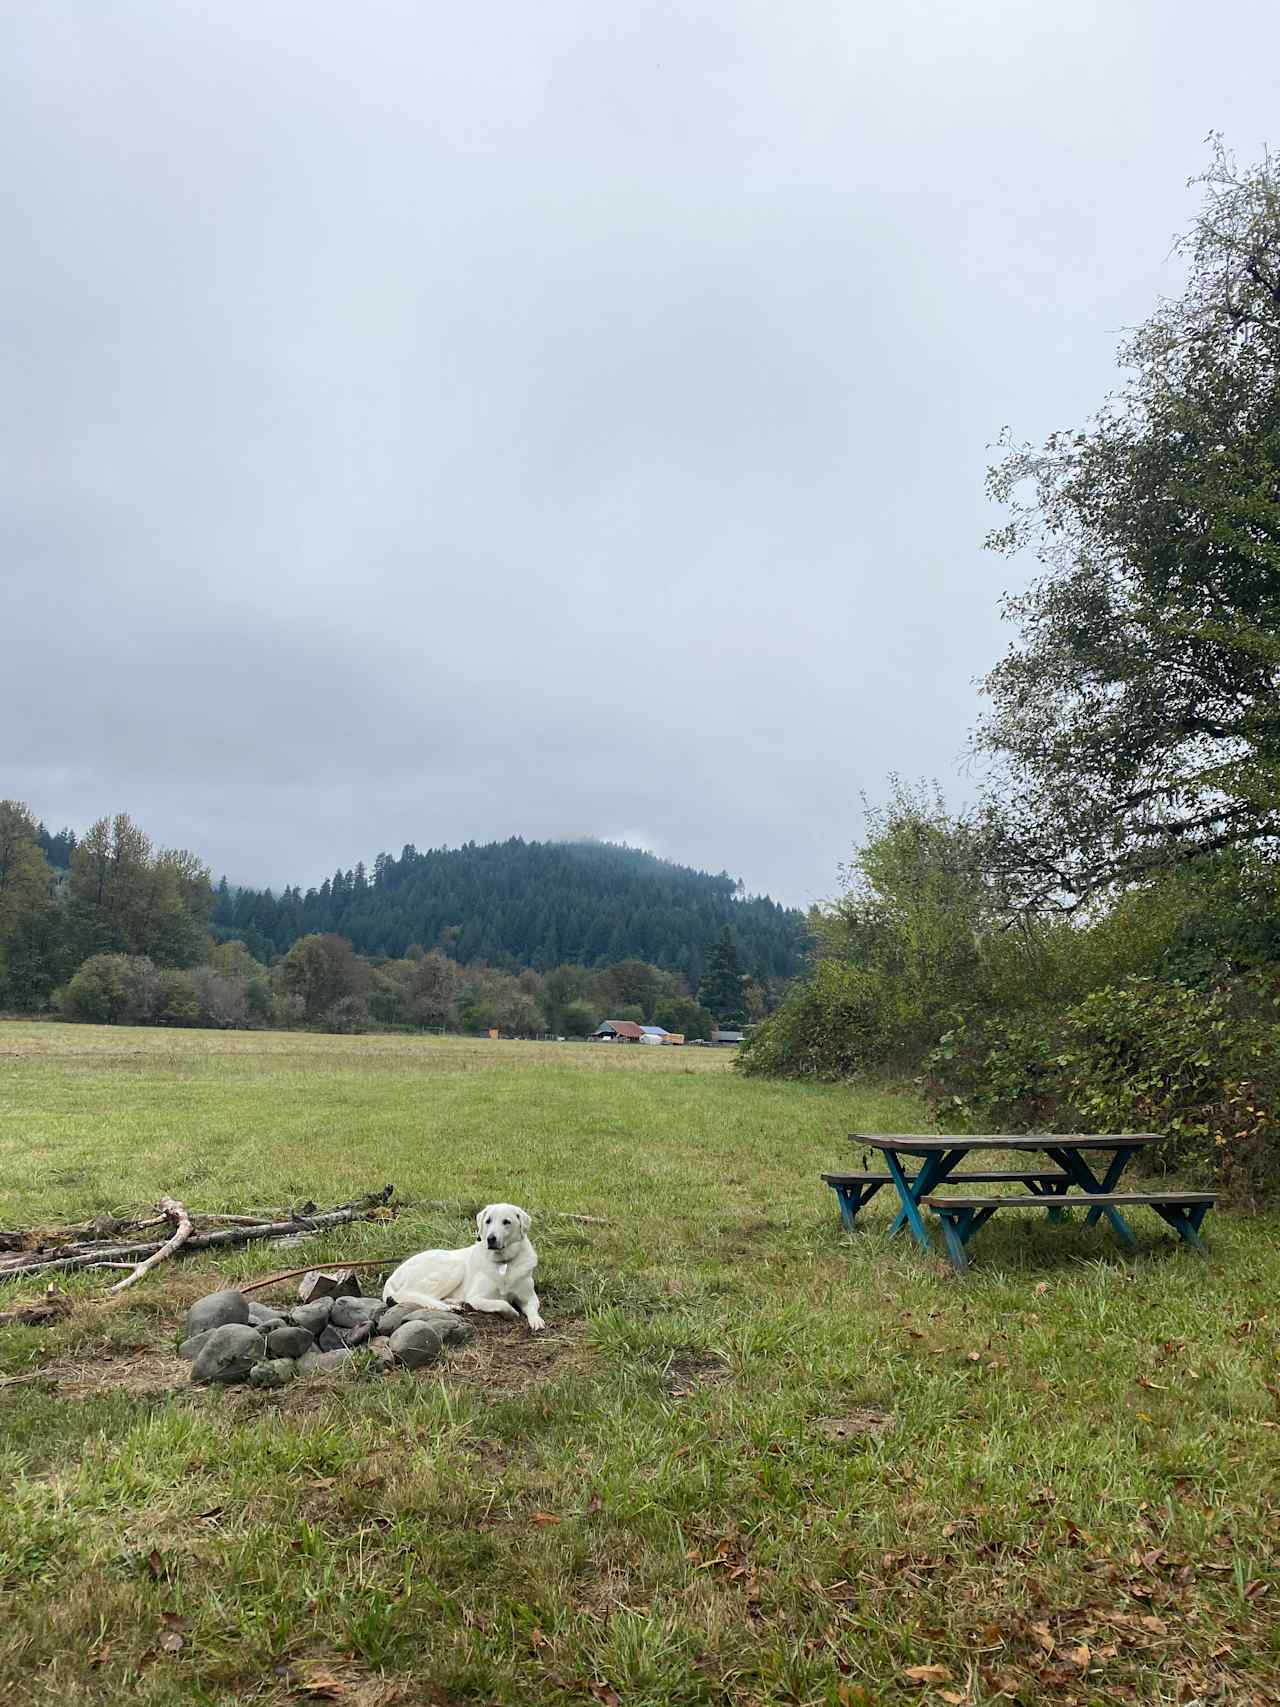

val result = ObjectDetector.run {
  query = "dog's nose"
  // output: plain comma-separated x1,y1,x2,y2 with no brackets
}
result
486,1235,499,1248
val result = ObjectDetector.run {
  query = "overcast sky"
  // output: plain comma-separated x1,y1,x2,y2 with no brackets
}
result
4,3,1278,906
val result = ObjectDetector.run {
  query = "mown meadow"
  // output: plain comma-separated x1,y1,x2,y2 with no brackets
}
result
1,1024,1277,1706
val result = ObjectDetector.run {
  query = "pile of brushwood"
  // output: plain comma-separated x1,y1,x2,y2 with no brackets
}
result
0,1186,396,1312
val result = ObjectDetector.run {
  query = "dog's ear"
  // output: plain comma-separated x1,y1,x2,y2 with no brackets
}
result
475,1207,486,1241
517,1208,531,1235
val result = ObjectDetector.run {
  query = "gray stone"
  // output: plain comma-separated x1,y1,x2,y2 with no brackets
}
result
376,1304,470,1341
297,1346,356,1375
317,1325,349,1352
388,1320,445,1369
329,1295,385,1330
426,1310,473,1346
190,1324,265,1385
177,1328,214,1361
375,1303,421,1336
247,1301,287,1329
184,1288,250,1340
248,1357,297,1389
288,1299,334,1334
265,1324,314,1359
297,1269,362,1306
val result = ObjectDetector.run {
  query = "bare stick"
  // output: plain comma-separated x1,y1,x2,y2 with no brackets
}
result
411,1197,609,1225
108,1198,193,1293
240,1256,406,1295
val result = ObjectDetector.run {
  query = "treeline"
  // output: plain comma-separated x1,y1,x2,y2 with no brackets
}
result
59,939,732,1039
210,836,807,986
741,146,1280,1200
0,803,766,1036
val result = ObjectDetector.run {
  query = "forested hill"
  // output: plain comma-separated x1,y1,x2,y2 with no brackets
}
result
212,838,809,984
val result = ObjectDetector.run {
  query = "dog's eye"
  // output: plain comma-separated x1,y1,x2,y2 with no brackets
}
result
503,1219,510,1226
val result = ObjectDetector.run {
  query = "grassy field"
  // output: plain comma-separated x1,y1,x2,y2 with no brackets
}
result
1,1022,1277,1707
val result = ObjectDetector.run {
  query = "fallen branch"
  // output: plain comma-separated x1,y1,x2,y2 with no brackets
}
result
0,1293,71,1328
0,1187,395,1284
240,1256,406,1296
411,1197,609,1225
108,1198,193,1293
0,1218,170,1269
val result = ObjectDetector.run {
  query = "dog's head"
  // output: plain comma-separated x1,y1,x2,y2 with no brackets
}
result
475,1202,531,1255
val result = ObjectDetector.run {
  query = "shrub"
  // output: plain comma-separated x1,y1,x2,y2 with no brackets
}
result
738,962,893,1080
925,973,1280,1198
59,954,155,1024
926,1009,1060,1131
150,969,201,1026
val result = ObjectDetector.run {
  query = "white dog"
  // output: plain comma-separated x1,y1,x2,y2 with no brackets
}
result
383,1202,544,1331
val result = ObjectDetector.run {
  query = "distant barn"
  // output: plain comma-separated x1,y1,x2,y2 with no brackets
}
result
590,1020,646,1043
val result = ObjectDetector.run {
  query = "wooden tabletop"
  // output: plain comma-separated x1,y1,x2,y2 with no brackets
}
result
850,1133,1160,1154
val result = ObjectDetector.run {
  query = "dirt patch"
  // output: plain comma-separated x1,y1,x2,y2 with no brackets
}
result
4,1312,591,1404
20,1345,185,1397
814,1406,894,1442
441,1315,591,1397
659,1349,730,1397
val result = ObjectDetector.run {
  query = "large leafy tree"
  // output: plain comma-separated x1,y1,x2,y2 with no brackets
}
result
980,142,1280,909
0,801,51,938
66,814,212,965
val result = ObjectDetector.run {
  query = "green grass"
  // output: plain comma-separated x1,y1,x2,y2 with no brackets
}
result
1,1022,1277,1707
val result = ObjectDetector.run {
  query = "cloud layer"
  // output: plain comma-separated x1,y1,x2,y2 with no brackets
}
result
4,2,1277,902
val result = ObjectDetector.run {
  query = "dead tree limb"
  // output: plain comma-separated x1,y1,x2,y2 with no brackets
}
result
0,1187,395,1284
108,1198,193,1293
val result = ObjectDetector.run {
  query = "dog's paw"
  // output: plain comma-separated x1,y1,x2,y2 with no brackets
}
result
525,1312,545,1332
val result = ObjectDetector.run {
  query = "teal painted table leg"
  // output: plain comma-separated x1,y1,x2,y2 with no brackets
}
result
1153,1203,1209,1252
887,1148,968,1247
1084,1146,1138,1227
1025,1178,1066,1223
938,1209,971,1271
883,1149,935,1251
832,1180,888,1232
1047,1146,1138,1249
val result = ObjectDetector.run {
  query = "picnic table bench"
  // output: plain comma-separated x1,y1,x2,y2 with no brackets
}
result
822,1134,1216,1271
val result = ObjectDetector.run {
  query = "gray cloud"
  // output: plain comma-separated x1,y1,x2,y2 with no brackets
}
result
4,2,1278,905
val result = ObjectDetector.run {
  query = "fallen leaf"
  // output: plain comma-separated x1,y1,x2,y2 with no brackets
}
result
159,1631,185,1655
1030,1621,1055,1653
297,1668,353,1700
901,1663,952,1684
1063,1642,1091,1668
530,1627,550,1649
1034,1281,1050,1296
531,1511,561,1526
938,1694,968,1706
836,1685,873,1707
88,1643,111,1669
588,1684,621,1706
145,1548,165,1580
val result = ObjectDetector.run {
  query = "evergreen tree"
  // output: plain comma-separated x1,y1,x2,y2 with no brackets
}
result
698,927,748,1023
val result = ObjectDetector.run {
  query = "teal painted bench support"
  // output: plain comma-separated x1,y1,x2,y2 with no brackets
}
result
926,1191,1218,1273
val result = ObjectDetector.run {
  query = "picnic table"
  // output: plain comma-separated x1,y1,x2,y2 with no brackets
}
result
822,1134,1216,1271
